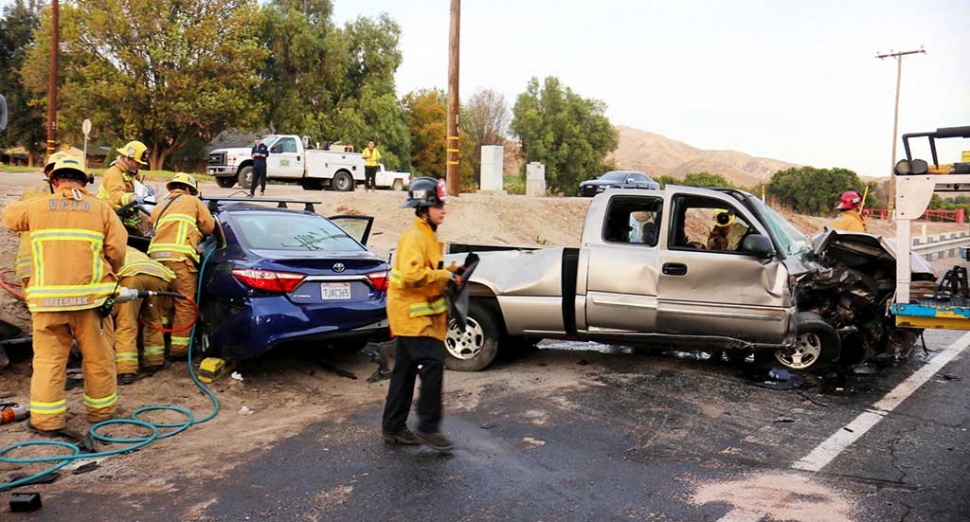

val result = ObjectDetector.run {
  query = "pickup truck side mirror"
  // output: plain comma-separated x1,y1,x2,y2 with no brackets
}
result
741,234,775,258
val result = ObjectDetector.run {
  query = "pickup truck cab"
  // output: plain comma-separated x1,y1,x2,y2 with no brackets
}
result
445,186,930,372
207,135,365,191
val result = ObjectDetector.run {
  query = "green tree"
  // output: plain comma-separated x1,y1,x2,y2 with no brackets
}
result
655,175,678,188
21,0,266,171
462,88,510,186
682,171,732,188
0,0,43,165
767,166,868,215
402,88,474,185
511,76,618,195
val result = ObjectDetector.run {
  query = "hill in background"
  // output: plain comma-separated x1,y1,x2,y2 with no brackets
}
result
609,125,800,187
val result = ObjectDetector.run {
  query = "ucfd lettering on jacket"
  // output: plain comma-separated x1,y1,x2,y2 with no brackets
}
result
1,186,127,312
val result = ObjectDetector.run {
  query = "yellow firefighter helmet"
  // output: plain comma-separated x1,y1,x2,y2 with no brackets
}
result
167,172,199,195
117,140,149,166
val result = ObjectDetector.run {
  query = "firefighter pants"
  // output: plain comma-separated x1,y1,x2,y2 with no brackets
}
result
114,274,170,374
30,309,117,431
382,336,445,434
160,260,198,357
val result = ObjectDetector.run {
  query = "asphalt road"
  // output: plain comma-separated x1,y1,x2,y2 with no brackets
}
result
8,331,970,522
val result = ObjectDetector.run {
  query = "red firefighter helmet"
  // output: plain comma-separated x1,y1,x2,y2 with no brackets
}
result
837,190,862,211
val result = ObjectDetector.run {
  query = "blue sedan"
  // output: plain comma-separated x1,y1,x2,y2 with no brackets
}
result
194,198,389,361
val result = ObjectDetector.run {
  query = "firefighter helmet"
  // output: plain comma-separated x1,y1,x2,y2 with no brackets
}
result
117,140,149,166
401,177,447,208
167,172,199,195
837,190,862,211
713,209,735,228
49,157,89,182
43,151,70,177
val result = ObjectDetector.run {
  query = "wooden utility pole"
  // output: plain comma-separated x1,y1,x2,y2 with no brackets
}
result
446,0,461,196
46,0,59,160
877,48,924,221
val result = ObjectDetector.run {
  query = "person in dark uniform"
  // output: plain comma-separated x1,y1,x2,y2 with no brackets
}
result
250,136,270,197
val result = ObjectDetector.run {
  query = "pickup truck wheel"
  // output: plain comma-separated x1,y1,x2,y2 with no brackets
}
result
774,312,840,371
332,171,354,192
215,176,236,188
392,179,404,191
445,301,500,372
237,166,253,190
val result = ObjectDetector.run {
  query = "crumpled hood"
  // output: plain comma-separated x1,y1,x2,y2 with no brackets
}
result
810,229,936,279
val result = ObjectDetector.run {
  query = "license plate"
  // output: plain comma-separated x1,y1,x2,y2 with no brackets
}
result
321,283,351,300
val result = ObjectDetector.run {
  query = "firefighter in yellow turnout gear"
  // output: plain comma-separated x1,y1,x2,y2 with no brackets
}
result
114,247,176,384
13,152,69,287
148,173,215,358
2,157,127,433
98,140,151,234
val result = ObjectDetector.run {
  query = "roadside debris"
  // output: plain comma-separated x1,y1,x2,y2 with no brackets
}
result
362,342,392,382
754,367,807,390
230,372,244,382
238,405,255,416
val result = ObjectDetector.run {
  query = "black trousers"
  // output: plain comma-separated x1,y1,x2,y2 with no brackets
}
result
250,165,267,195
382,336,445,434
364,166,378,189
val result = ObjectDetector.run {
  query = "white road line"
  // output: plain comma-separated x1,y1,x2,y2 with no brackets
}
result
716,331,970,522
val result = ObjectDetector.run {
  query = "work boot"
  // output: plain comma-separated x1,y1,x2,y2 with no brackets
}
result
118,373,138,386
415,431,455,452
382,428,420,445
24,420,95,452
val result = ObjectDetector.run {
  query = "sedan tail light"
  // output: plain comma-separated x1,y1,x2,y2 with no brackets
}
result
232,269,307,293
366,270,389,291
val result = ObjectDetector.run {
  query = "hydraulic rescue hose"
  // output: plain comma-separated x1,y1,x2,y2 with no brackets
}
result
0,247,220,492
0,269,25,301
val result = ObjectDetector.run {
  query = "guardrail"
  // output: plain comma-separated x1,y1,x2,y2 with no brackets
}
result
912,231,970,260
865,208,965,224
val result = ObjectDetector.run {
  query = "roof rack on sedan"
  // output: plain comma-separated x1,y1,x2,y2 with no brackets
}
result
201,196,322,213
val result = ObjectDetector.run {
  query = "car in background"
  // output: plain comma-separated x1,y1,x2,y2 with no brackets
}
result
194,199,389,361
577,171,660,197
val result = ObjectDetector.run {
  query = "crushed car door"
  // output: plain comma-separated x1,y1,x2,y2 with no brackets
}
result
657,193,790,345
584,195,663,334
328,215,375,246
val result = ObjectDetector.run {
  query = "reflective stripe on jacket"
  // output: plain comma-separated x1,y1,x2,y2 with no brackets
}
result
386,217,454,340
831,210,867,233
119,247,176,281
147,189,216,264
96,162,138,210
1,185,127,312
14,181,53,282
362,147,381,167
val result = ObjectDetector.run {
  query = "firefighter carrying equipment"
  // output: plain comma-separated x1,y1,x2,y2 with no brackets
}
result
401,177,448,209
167,172,200,195
114,247,176,374
387,217,458,341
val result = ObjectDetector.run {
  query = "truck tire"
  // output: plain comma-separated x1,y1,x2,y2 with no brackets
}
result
445,300,501,372
392,179,404,191
332,171,354,192
215,176,236,188
237,166,253,190
774,312,840,371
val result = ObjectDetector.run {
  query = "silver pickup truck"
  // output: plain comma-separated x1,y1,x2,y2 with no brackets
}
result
444,186,935,372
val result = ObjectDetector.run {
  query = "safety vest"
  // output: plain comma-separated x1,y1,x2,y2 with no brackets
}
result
147,189,216,264
97,162,138,210
362,147,381,167
386,217,454,340
1,185,128,312
119,247,176,281
14,181,53,282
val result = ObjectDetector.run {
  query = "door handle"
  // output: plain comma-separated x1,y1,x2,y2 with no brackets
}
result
297,156,301,161
662,263,687,276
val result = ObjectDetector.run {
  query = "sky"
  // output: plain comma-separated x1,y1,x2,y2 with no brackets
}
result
329,0,970,177
3,0,968,176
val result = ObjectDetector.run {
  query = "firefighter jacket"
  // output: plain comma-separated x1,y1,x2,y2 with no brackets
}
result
387,217,456,341
831,210,867,233
2,185,127,312
13,180,53,282
97,161,140,210
119,246,176,281
147,189,216,264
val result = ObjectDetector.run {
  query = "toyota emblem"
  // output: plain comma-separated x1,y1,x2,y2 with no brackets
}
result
333,263,346,273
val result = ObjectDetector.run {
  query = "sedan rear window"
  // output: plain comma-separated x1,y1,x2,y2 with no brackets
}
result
233,213,366,252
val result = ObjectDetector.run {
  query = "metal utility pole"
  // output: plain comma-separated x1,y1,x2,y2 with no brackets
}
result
877,48,925,221
46,0,59,160
445,0,461,196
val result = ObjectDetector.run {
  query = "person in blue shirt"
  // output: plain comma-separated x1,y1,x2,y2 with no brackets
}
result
250,136,270,197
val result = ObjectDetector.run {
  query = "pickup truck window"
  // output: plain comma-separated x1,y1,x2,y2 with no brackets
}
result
273,137,299,154
670,195,754,253
603,196,663,246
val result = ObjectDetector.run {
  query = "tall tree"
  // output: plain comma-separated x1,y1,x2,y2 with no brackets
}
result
403,88,475,185
767,166,868,215
682,172,732,188
511,76,618,195
462,87,510,185
0,0,43,165
21,0,266,170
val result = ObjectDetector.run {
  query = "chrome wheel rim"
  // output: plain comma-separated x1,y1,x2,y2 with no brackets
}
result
446,318,485,361
775,332,821,370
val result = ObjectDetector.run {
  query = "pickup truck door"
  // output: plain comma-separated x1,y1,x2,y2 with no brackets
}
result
266,136,304,179
583,194,663,334
656,193,790,345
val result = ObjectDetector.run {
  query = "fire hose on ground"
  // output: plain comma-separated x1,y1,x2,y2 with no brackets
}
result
0,247,220,492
